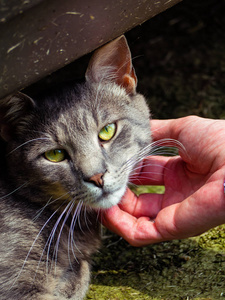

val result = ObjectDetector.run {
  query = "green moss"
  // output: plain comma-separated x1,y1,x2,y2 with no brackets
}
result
196,226,225,251
130,185,165,195
86,227,225,299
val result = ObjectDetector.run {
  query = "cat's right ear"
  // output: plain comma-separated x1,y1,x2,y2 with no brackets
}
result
85,35,137,95
0,92,35,141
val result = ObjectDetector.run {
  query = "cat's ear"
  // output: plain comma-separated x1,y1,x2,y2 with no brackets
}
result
0,92,35,141
85,35,137,95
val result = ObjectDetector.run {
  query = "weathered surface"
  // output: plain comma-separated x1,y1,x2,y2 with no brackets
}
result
0,0,181,99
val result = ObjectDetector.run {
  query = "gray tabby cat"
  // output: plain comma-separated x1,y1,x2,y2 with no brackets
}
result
0,35,151,299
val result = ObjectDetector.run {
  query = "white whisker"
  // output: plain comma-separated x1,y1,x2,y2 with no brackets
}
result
68,201,84,269
33,191,71,222
52,201,75,274
83,205,92,233
0,182,28,200
7,138,50,156
70,201,83,252
122,138,187,187
45,200,71,275
11,206,61,289
32,197,53,222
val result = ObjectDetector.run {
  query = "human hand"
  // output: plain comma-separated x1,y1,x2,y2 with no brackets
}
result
100,116,225,246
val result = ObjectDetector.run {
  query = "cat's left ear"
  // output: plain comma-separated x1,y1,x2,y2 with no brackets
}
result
0,92,35,141
85,35,137,95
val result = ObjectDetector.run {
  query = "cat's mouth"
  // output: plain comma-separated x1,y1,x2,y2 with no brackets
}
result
88,185,127,209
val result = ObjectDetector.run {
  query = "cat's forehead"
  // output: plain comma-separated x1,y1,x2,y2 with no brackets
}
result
35,82,132,144
58,83,130,124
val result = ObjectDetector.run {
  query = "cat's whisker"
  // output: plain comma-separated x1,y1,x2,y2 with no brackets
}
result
12,205,61,289
70,200,83,236
0,182,28,200
122,145,152,169
123,138,187,174
77,202,85,234
45,200,72,275
95,208,101,223
32,199,74,283
68,201,84,268
149,151,178,156
52,201,75,275
70,201,84,252
150,138,187,156
7,137,51,156
83,205,92,233
32,197,53,222
33,191,71,222
130,162,171,174
129,172,165,180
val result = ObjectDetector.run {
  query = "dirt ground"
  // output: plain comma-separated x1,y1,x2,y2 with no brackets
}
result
85,1,225,299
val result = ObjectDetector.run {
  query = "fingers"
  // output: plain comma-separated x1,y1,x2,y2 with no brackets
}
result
100,188,165,246
150,116,205,141
150,119,175,141
101,205,163,247
118,188,163,219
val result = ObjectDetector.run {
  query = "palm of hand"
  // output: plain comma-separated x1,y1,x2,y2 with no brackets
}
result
101,116,225,246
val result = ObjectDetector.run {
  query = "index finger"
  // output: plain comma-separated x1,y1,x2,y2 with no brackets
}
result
150,119,174,141
150,118,191,163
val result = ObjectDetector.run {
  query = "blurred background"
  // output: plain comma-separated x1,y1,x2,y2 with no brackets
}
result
126,0,225,119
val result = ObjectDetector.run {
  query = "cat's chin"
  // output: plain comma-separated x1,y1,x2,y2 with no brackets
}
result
90,186,126,210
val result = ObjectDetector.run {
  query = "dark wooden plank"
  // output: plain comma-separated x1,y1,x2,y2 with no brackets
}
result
0,0,181,98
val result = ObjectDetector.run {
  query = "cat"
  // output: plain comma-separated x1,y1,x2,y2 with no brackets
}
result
0,35,151,299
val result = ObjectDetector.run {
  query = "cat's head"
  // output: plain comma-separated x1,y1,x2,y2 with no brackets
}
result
0,36,151,209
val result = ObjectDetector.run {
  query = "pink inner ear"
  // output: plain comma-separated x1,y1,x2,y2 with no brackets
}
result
120,73,137,95
85,35,137,95
117,65,137,94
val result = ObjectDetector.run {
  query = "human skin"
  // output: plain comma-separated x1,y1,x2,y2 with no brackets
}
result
101,116,225,246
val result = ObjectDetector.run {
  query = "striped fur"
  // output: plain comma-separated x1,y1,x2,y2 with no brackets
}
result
0,36,151,299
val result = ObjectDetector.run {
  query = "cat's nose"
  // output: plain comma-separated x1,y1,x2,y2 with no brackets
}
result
88,173,104,188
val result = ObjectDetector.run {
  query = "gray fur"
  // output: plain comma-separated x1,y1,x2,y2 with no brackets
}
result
0,36,151,299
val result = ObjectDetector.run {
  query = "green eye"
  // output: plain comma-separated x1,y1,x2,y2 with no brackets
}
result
98,123,116,141
44,149,66,162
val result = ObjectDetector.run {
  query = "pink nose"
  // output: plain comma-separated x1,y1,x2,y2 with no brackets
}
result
88,173,104,188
